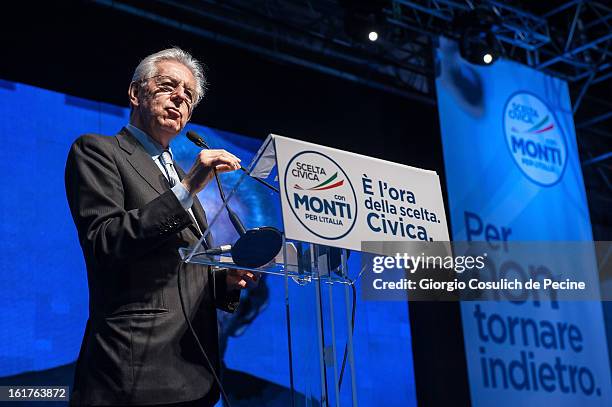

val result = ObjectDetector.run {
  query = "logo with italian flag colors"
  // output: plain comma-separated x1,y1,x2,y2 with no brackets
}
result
284,151,357,240
503,92,567,187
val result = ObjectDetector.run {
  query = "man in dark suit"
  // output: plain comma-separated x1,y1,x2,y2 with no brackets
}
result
65,47,257,406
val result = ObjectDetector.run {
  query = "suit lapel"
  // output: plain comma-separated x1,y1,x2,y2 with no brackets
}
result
116,127,170,195
117,127,211,247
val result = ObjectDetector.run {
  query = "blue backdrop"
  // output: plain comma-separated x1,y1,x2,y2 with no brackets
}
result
0,78,417,406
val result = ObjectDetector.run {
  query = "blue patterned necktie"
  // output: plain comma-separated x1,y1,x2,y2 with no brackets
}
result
159,150,179,187
159,149,203,235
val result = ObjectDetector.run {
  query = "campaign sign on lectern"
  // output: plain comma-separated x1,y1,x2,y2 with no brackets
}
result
182,134,449,406
272,135,450,251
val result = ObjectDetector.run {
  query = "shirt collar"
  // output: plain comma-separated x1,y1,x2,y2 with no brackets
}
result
126,123,173,159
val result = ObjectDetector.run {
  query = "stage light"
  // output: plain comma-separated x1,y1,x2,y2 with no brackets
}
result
453,8,501,66
340,0,387,43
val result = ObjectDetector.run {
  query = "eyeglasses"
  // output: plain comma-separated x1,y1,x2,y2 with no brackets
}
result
147,75,197,111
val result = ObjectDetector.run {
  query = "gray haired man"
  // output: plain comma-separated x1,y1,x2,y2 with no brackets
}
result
65,47,257,406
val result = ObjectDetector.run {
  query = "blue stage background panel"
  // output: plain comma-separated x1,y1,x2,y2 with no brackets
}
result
0,79,417,406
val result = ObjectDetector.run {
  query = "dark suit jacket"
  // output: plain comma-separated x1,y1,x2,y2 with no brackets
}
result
65,128,239,406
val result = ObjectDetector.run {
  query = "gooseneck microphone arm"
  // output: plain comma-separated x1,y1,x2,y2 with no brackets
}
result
186,131,279,193
185,130,283,269
186,131,248,236
212,167,247,236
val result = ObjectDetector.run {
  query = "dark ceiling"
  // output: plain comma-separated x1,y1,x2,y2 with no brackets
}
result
1,0,610,236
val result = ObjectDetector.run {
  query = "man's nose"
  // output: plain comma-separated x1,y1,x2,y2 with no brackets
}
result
171,89,188,105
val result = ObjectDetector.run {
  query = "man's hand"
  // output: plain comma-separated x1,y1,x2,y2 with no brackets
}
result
226,269,260,290
181,149,241,195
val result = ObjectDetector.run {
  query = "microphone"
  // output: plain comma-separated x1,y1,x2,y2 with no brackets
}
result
186,131,279,193
185,130,283,268
185,130,207,147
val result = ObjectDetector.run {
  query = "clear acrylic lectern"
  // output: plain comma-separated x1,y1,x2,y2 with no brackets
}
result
179,135,359,407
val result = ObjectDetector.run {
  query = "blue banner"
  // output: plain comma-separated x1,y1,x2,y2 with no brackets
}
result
435,38,611,405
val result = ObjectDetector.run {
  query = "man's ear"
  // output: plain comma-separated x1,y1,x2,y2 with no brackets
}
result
128,82,140,109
